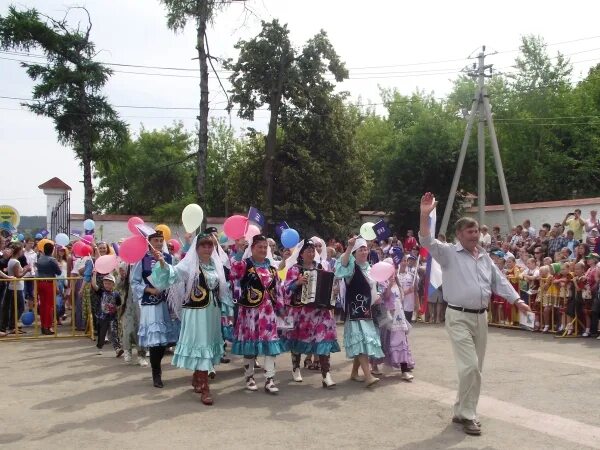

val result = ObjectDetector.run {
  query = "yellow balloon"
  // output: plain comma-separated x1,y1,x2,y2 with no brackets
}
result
37,239,54,252
155,224,171,242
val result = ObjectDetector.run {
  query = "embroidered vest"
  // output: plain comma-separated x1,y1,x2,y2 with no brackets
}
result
345,266,372,321
141,252,172,305
183,267,219,309
239,258,277,308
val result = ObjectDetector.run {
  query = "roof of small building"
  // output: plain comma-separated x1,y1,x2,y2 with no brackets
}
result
38,177,72,191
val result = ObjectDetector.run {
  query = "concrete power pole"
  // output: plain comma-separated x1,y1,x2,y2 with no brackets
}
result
439,46,515,235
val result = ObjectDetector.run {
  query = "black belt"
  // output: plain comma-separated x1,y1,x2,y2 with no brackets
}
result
448,304,487,314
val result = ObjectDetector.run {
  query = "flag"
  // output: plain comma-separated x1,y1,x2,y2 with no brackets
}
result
373,219,391,241
390,246,404,265
135,223,157,238
247,206,266,229
275,221,289,237
421,208,443,306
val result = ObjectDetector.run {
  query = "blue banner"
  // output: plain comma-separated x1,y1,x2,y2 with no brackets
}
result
373,219,391,240
247,206,266,229
275,221,289,237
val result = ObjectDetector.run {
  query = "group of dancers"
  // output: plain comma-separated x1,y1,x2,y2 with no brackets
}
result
125,227,415,406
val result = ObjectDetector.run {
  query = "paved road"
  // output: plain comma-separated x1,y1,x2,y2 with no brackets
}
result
1,325,599,449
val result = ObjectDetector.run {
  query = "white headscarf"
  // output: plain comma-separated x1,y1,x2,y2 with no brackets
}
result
310,236,329,271
241,237,279,268
352,237,368,253
285,240,305,269
166,235,229,319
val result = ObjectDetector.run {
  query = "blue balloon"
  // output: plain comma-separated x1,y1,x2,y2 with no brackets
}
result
83,219,95,231
17,233,24,241
281,228,300,249
35,233,43,239
21,311,34,326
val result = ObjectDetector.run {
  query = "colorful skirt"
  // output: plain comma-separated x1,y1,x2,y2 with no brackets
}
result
282,305,340,355
138,301,180,348
343,319,384,359
172,303,224,372
231,300,285,356
373,328,415,369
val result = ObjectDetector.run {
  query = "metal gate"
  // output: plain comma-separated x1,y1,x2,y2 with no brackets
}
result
50,192,70,238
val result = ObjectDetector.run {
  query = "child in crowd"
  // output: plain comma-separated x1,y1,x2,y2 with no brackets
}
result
539,265,554,333
554,263,572,334
504,257,520,325
93,273,124,357
521,258,540,330
570,262,589,336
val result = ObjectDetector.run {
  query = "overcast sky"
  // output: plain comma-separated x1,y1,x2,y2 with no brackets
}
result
2,0,600,216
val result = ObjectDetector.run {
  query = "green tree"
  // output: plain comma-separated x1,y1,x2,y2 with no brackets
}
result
227,19,349,229
205,117,235,217
159,0,233,217
95,123,195,220
0,6,127,217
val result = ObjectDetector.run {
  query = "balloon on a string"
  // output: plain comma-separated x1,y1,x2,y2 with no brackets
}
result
168,239,181,253
20,311,34,326
95,254,118,274
35,233,42,239
119,235,148,264
245,224,261,241
155,224,172,242
17,233,24,242
181,204,204,233
223,215,248,240
128,217,144,235
37,238,53,252
281,228,300,249
83,219,95,231
72,241,92,257
370,261,395,282
54,233,70,247
359,222,377,241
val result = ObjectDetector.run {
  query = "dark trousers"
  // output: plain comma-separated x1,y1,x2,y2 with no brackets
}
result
0,284,8,331
591,310,600,335
149,345,167,375
404,311,413,322
2,289,24,331
96,316,121,350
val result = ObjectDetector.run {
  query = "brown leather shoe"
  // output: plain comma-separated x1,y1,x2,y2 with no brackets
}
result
198,371,213,406
461,419,481,435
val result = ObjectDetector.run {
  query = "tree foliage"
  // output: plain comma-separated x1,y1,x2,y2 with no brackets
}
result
0,5,127,217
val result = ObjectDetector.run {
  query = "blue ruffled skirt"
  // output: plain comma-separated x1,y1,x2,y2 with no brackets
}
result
172,303,224,372
343,319,384,359
138,301,180,348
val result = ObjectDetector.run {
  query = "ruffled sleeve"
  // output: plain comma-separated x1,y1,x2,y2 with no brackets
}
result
334,254,356,281
150,262,180,291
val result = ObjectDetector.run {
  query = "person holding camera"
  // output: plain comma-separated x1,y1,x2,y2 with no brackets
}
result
563,209,585,242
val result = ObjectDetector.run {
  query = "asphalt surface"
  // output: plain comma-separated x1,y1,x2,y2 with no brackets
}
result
1,324,599,449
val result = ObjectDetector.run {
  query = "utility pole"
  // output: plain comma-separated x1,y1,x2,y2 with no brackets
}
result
440,46,515,235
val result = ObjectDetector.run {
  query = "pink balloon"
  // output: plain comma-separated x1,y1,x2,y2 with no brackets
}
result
370,261,396,283
223,215,249,240
168,239,181,253
245,224,261,241
128,216,145,236
72,241,92,258
81,235,94,245
119,235,148,264
95,254,118,274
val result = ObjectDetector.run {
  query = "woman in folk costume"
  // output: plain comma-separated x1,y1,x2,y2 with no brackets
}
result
230,234,286,394
283,239,340,388
151,232,231,405
371,257,415,381
335,236,384,387
131,230,179,388
311,236,330,271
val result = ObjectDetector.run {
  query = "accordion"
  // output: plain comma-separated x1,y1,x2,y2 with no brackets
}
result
301,269,335,308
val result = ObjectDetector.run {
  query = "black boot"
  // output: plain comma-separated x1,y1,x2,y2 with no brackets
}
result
152,368,163,388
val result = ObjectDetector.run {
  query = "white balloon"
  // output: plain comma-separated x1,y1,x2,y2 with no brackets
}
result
181,204,204,233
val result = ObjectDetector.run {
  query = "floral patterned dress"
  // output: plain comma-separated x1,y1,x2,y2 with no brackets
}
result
282,264,340,355
230,258,285,356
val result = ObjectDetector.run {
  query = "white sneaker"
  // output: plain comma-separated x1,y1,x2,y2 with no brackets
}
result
583,329,590,337
245,376,258,391
542,325,549,333
400,372,414,382
264,378,279,394
138,356,149,367
596,335,600,340
96,349,102,355
322,372,336,388
292,368,303,383
123,350,132,364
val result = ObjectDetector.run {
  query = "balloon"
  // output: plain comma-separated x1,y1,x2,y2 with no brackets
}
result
360,222,377,241
370,261,396,283
281,228,300,248
72,241,92,258
35,233,42,239
55,233,70,247
95,254,118,274
182,204,204,233
17,233,24,242
37,239,54,252
155,224,172,242
21,311,34,326
128,216,145,235
168,239,181,253
83,219,95,231
119,235,148,264
245,224,261,241
223,215,249,240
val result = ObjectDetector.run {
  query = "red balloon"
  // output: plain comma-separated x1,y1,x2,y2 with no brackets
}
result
223,215,249,240
72,241,92,258
128,216,145,236
119,235,148,264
